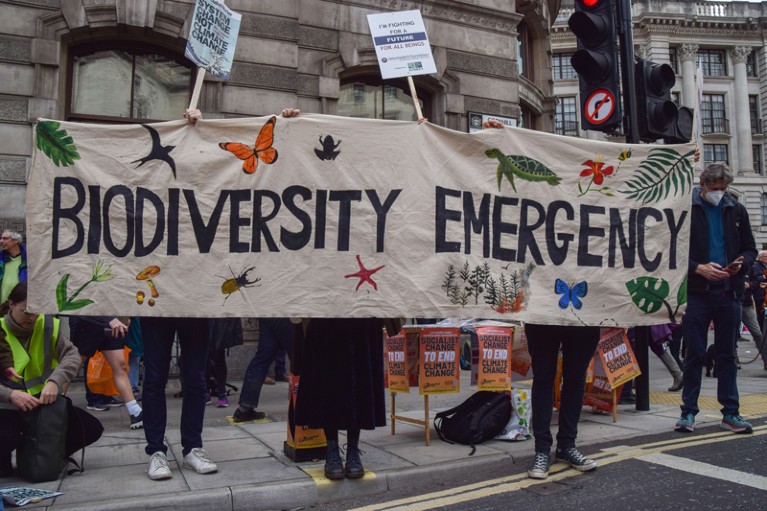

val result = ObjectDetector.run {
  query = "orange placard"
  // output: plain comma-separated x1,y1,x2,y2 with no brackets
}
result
477,326,513,391
511,328,532,379
419,328,460,395
385,329,410,393
596,328,641,388
405,329,421,387
287,374,326,449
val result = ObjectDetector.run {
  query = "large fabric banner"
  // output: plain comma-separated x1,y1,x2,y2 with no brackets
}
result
27,115,695,325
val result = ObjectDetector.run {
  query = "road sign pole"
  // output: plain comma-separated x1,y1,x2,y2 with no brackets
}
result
617,0,638,144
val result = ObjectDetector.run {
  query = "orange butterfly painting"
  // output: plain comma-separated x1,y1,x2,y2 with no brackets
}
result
219,116,278,174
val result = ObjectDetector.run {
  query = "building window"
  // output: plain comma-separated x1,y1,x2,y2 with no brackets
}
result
555,97,578,136
517,22,533,81
552,53,576,80
762,194,767,225
754,145,763,175
669,48,679,74
701,94,728,134
747,50,758,77
698,49,727,77
671,92,680,105
337,78,428,121
751,95,762,134
68,45,192,122
703,143,729,166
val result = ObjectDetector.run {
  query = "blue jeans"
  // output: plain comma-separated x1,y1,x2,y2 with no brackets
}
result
142,317,210,457
525,324,600,453
128,352,141,390
681,290,741,416
239,318,293,409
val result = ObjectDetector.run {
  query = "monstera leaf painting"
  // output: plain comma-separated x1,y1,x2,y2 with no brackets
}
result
36,121,81,167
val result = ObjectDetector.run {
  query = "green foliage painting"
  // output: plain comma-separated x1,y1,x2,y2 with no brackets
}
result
36,121,81,167
625,275,687,323
56,260,115,312
618,147,695,204
442,260,535,313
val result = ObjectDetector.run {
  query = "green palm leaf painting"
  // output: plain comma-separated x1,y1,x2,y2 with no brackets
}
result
36,121,80,167
618,147,694,204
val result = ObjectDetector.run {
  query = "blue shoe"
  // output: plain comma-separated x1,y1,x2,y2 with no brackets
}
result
675,412,695,432
721,414,753,434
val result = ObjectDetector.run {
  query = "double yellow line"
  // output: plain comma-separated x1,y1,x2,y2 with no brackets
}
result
350,425,767,511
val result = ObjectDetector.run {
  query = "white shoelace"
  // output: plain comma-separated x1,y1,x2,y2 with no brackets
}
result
151,454,169,471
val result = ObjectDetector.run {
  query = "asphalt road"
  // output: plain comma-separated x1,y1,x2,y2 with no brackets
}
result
306,417,767,511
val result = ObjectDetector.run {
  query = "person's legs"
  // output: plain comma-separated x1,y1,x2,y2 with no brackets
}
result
175,317,210,457
210,348,227,398
525,323,562,454
103,348,140,410
712,297,741,416
556,326,600,451
345,426,364,478
238,318,291,412
323,427,344,480
680,292,711,418
274,346,288,380
0,409,21,476
128,352,141,391
141,317,175,456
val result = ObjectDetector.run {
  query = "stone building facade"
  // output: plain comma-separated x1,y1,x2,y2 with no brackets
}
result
552,0,767,249
0,0,562,234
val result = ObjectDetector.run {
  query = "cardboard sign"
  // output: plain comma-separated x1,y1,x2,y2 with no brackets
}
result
596,328,641,388
477,326,513,391
385,330,410,393
511,327,533,379
185,0,241,79
419,328,460,395
367,10,437,79
584,360,618,412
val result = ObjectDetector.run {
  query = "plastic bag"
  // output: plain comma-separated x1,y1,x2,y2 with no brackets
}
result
494,389,532,441
87,348,129,396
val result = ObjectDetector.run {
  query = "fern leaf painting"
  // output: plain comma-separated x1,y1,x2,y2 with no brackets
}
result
36,121,81,167
618,147,695,204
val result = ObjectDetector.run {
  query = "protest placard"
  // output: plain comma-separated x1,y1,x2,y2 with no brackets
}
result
366,10,437,80
419,328,460,395
477,326,513,391
596,328,641,388
385,330,410,393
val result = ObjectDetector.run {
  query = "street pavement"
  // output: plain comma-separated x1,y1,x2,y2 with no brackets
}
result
3,337,767,511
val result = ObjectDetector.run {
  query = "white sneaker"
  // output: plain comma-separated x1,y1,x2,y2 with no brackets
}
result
183,448,218,474
147,452,172,480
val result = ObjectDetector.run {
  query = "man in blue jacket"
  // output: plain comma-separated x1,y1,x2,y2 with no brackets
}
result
675,163,756,434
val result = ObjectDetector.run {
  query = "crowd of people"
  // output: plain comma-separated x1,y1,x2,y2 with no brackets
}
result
0,109,764,487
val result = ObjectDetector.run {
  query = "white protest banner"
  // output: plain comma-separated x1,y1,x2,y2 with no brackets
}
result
366,10,437,80
185,0,241,80
28,115,694,326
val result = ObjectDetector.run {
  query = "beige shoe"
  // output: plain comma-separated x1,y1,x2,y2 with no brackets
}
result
264,376,276,385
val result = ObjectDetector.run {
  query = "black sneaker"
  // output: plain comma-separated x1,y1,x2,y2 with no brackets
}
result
87,402,109,412
527,452,550,479
130,411,144,430
107,397,124,408
233,407,265,422
555,447,597,472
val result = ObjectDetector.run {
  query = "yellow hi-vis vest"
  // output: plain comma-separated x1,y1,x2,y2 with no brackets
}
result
1,315,60,396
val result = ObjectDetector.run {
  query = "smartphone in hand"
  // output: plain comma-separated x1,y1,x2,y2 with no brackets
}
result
726,257,744,271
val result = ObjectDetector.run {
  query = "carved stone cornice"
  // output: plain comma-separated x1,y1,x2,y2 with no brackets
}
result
341,0,523,34
635,46,650,60
729,46,752,64
679,44,698,62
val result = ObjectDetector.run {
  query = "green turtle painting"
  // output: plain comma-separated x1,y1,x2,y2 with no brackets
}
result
486,148,562,192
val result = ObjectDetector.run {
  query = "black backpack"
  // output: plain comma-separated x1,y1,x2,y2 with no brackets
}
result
433,391,511,455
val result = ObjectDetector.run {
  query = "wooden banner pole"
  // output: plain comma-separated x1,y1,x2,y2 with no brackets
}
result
407,76,423,120
188,67,206,110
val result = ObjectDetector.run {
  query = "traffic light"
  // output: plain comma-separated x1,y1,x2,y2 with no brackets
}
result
664,106,693,144
635,58,680,142
568,0,621,131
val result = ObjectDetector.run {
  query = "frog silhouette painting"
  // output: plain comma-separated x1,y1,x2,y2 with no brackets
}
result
315,134,341,160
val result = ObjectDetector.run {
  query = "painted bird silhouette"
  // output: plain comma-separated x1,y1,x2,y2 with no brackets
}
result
132,124,177,178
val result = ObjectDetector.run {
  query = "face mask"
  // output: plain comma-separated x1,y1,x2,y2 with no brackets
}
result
704,189,725,206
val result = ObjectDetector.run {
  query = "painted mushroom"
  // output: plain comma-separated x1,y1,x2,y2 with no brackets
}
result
136,265,161,298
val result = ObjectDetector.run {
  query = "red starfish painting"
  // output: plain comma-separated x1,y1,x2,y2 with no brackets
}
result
344,255,385,292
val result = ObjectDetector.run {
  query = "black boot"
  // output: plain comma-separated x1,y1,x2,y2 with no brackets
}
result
323,439,345,480
345,430,364,479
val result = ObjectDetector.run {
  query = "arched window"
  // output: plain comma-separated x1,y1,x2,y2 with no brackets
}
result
337,76,431,121
67,43,192,123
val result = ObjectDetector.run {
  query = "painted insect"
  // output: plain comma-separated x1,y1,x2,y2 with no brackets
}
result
555,278,588,310
618,148,632,161
219,117,278,174
314,135,342,160
218,266,261,302
485,148,561,192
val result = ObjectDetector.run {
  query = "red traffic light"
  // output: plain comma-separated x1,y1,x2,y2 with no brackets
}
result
580,0,600,7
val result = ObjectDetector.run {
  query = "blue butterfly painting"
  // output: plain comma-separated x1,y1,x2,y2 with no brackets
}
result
555,279,588,310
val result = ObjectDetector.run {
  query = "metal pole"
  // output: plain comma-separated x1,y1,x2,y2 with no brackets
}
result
617,0,639,144
616,0,649,409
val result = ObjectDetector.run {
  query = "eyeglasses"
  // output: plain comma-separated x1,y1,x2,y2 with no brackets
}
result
0,236,10,240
